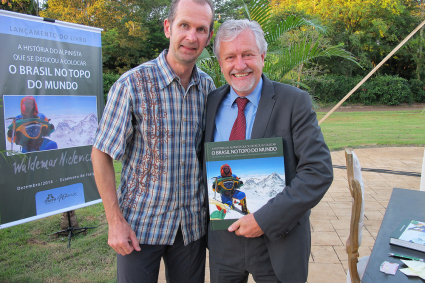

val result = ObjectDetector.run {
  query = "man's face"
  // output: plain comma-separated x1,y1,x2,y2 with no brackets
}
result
164,0,213,67
222,165,230,175
218,28,265,97
24,100,35,116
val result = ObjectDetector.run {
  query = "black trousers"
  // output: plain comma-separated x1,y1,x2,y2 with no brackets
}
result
117,227,206,283
208,223,281,283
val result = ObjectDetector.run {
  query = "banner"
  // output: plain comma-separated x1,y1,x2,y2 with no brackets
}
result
0,10,103,228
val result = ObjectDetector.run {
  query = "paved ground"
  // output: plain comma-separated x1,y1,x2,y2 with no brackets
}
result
156,146,424,283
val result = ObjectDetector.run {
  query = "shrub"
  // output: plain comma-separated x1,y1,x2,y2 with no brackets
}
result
409,79,425,103
303,75,363,104
364,75,411,105
102,72,120,103
304,75,416,105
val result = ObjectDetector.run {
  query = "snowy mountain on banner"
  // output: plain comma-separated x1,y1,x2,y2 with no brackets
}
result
244,172,285,198
50,113,98,148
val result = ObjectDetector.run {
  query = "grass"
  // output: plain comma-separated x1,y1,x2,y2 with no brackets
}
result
0,109,424,282
317,109,425,150
0,203,116,283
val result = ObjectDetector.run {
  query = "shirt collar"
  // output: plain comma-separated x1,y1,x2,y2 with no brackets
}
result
228,77,263,107
157,50,201,91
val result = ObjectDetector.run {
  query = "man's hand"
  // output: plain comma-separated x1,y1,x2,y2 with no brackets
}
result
108,217,141,256
228,213,264,238
91,148,141,256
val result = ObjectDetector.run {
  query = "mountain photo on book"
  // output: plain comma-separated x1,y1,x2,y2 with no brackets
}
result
205,137,285,230
390,219,425,252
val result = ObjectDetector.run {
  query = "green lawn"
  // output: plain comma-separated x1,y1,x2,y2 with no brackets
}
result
0,109,424,282
317,109,425,150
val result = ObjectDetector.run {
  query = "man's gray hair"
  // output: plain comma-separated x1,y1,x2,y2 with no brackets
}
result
168,0,215,35
213,19,268,59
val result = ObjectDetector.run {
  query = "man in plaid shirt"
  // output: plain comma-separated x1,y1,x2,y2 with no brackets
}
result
91,0,215,282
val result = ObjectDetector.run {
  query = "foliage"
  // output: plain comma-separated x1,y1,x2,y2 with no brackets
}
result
265,37,359,83
270,0,422,79
409,78,425,103
303,75,363,104
102,73,121,103
363,75,412,105
304,74,422,105
0,0,42,15
40,0,170,74
198,0,359,93
215,0,251,22
197,48,226,88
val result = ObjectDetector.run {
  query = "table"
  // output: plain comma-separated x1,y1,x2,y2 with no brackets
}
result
362,188,425,282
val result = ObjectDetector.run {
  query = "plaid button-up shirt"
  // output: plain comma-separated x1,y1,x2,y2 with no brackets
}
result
93,50,215,245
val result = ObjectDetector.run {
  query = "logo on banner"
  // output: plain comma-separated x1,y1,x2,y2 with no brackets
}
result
35,183,85,215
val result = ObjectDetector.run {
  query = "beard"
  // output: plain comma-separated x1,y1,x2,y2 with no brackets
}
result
230,70,256,93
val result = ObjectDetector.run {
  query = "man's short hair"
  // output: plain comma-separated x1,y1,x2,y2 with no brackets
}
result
168,0,215,36
213,19,268,59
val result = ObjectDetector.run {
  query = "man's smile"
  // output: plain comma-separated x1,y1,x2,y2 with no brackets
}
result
232,73,250,78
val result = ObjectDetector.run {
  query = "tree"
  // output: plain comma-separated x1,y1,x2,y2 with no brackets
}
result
406,0,425,80
41,0,170,73
198,0,359,91
214,0,250,22
0,0,42,16
271,0,421,78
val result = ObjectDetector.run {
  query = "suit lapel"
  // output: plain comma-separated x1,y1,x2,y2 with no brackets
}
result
205,85,231,142
251,75,276,139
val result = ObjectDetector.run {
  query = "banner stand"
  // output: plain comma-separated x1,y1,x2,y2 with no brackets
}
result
48,211,96,248
0,10,104,229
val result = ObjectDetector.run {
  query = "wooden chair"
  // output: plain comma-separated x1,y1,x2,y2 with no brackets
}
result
345,149,369,283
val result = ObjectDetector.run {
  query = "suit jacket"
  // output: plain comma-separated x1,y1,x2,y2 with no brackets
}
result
204,75,333,282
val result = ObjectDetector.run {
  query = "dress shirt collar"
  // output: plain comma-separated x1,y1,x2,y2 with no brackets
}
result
157,50,201,91
228,77,263,107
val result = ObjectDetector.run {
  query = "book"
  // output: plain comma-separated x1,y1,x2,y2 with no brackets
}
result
205,137,285,230
390,219,425,252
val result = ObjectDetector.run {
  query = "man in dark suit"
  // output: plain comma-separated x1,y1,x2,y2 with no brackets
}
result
205,19,333,283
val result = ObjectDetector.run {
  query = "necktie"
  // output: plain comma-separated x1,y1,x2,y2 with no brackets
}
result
229,97,249,141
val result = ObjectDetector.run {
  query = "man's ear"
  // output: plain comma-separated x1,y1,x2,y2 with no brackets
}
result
164,19,171,39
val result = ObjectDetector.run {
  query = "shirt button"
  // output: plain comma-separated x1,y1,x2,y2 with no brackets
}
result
181,183,184,186
181,161,185,165
182,140,186,144
183,118,187,122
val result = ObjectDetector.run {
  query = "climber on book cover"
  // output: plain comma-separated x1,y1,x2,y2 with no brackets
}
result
212,164,249,215
7,96,57,153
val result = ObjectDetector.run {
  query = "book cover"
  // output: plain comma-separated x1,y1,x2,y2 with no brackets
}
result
390,219,425,252
205,137,285,230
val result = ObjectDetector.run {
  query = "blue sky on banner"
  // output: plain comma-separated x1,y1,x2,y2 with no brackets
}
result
0,12,101,47
207,157,285,177
3,95,97,120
